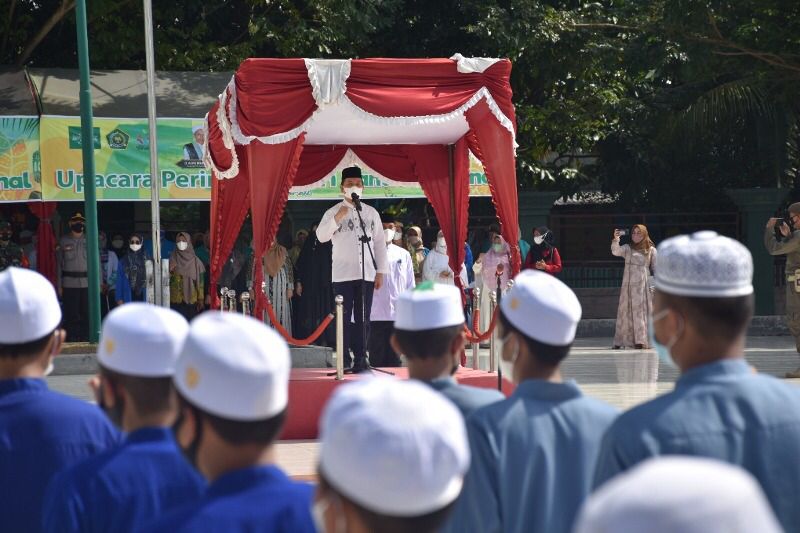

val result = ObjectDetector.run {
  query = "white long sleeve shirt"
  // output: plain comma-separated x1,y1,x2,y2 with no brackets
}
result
371,243,415,321
422,248,468,287
316,200,389,283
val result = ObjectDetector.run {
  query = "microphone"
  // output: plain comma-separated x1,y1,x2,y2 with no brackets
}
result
495,263,505,277
350,192,362,211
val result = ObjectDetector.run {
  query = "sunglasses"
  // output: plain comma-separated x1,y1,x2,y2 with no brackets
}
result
130,239,141,244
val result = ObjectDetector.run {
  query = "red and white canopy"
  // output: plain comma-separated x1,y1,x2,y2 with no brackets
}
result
204,56,520,311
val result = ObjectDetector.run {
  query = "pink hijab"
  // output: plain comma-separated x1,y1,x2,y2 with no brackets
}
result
481,236,511,288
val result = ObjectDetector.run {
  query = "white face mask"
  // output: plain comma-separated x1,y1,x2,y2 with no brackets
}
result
533,235,544,245
44,361,54,376
130,243,142,252
393,231,402,241
312,495,347,533
497,332,519,384
343,186,363,200
436,237,447,253
384,229,395,244
177,241,189,251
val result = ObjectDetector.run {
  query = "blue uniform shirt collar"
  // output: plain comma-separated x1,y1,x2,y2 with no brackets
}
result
125,426,174,445
428,377,458,391
208,465,289,498
0,377,48,397
677,358,750,388
513,379,583,401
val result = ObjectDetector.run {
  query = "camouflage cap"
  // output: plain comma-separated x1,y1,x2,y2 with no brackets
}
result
789,202,800,216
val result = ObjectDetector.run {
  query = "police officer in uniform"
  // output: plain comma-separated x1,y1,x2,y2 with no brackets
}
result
765,203,800,378
57,213,89,341
42,303,205,533
0,221,28,271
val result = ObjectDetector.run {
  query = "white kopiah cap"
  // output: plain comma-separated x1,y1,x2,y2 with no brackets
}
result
573,457,781,533
655,231,753,297
500,269,582,346
394,281,465,331
174,312,290,421
98,303,189,377
319,378,470,517
0,267,61,344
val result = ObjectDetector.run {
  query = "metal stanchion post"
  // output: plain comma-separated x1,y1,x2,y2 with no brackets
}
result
472,287,481,370
240,292,250,316
335,295,344,380
488,290,497,373
227,290,237,313
219,286,229,311
261,281,267,322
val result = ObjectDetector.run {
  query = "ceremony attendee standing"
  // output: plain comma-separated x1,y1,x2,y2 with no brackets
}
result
445,270,618,533
316,166,388,372
594,231,800,532
0,268,119,533
525,226,562,274
368,215,414,367
0,220,28,271
99,231,119,317
141,312,315,532
42,304,204,533
612,224,656,349
764,204,800,377
295,225,334,345
406,225,429,284
169,232,205,320
116,233,149,305
422,230,468,287
315,378,470,533
393,282,503,415
57,212,89,340
577,457,781,533
473,234,511,333
261,241,294,334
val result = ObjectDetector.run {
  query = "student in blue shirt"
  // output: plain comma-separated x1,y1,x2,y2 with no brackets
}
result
0,268,119,533
42,303,205,533
140,312,315,533
593,231,800,533
445,270,618,533
392,281,503,416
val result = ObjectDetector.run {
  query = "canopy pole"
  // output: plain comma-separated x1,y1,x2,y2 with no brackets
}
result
448,144,457,263
75,0,101,342
143,0,162,305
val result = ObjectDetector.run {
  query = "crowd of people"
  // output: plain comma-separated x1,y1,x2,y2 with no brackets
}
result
1,223,797,532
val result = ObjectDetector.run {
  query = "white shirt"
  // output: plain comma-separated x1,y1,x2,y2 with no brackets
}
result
316,200,390,283
371,243,415,321
423,248,468,287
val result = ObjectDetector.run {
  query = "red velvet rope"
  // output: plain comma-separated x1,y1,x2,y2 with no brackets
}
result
264,298,334,346
464,306,499,344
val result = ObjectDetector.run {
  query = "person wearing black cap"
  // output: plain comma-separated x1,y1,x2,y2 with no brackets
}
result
316,166,389,372
57,213,90,341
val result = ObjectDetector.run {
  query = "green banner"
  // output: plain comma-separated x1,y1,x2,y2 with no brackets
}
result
0,117,42,202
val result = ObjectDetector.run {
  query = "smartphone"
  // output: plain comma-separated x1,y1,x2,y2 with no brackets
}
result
617,229,628,236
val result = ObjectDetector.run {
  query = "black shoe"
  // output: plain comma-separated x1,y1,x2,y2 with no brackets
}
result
350,360,369,373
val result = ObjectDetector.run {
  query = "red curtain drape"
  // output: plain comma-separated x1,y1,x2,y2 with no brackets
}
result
294,145,348,187
27,201,57,286
248,135,306,318
209,145,250,308
466,101,521,274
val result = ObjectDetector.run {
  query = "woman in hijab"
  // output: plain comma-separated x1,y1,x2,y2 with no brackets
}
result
473,234,511,334
116,233,149,305
524,226,562,274
422,230,468,287
612,224,657,349
169,231,206,321
261,240,294,334
406,225,429,284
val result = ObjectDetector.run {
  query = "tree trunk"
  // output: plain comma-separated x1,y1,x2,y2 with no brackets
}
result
1,0,18,60
14,0,77,68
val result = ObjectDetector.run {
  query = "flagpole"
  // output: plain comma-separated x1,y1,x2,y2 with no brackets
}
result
75,0,101,341
143,0,162,305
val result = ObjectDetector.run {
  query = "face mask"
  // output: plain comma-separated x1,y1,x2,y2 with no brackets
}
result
533,235,544,245
436,237,447,253
393,231,402,241
172,408,202,469
130,243,142,252
384,229,395,244
497,332,519,384
44,361,54,376
112,239,124,249
343,186,363,199
312,494,347,533
177,241,189,251
408,236,420,246
649,309,681,368
493,243,504,253
71,223,85,234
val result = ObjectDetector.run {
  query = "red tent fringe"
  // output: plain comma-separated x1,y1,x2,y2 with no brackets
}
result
264,298,333,346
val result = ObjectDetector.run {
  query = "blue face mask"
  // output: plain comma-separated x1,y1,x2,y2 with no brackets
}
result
648,309,681,368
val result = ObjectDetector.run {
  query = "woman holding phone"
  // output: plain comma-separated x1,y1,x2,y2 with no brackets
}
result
612,224,657,349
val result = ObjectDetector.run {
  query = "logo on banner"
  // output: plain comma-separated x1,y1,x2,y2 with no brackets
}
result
106,129,130,150
68,126,101,150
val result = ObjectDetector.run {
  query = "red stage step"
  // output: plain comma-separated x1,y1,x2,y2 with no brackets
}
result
281,367,513,440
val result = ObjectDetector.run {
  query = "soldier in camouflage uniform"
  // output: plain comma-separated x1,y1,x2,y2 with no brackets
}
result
0,221,28,272
765,202,800,378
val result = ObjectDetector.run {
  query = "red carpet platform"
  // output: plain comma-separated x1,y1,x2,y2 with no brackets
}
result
281,367,514,440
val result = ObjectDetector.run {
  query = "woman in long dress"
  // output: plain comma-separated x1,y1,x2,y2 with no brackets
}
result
473,234,512,333
169,232,206,321
422,230,468,286
612,224,657,349
262,241,294,334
